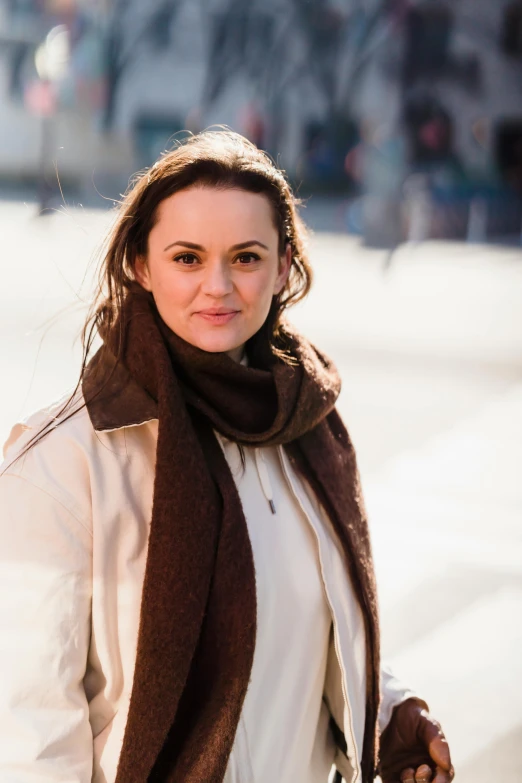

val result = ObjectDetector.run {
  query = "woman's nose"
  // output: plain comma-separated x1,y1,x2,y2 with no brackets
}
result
201,260,233,297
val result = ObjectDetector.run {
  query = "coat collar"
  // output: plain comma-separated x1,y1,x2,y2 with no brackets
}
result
82,349,158,432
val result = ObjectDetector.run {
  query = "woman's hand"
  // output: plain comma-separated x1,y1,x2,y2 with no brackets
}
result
379,698,455,783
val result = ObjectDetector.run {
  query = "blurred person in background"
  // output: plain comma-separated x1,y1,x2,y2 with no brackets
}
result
0,131,454,783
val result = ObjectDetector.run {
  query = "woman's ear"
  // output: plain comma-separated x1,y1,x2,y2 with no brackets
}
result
134,256,152,291
274,244,292,295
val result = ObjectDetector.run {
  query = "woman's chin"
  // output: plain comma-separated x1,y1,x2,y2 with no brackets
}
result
189,331,246,356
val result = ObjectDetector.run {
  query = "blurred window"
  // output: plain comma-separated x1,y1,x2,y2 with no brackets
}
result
403,3,454,84
495,120,522,193
501,2,522,57
403,94,455,166
133,113,184,168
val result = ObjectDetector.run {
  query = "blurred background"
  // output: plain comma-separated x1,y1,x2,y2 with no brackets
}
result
0,1,521,781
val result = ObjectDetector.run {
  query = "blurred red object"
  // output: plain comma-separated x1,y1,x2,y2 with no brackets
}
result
24,80,57,117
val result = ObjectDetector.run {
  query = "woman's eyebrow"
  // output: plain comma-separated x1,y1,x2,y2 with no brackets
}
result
229,240,269,251
164,240,204,252
163,240,269,252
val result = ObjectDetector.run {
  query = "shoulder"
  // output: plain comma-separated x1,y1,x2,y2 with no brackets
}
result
2,389,158,529
1,391,102,530
2,389,96,464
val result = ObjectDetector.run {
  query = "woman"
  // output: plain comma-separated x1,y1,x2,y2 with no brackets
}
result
0,130,454,783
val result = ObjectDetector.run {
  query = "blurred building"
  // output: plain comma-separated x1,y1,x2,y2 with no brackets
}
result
0,0,521,241
0,0,131,193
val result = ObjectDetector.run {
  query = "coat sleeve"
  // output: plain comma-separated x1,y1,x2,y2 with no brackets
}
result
0,472,93,782
379,662,429,735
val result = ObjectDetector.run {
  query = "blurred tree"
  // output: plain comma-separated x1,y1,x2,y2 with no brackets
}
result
98,0,405,146
204,1,274,104
203,0,398,167
102,0,184,130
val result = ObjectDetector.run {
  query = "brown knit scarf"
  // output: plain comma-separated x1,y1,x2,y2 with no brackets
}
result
83,287,381,783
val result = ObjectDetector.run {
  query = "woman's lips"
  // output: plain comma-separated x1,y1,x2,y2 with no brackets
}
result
195,309,239,325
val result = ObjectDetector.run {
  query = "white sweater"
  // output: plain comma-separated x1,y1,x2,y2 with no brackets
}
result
219,437,416,783
220,439,335,783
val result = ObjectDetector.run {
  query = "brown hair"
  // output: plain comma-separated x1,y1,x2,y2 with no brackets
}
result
85,128,312,368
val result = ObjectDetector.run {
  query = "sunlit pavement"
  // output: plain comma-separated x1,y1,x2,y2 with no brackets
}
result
1,200,521,782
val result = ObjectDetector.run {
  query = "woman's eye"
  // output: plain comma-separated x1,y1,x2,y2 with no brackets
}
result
235,253,260,265
174,253,199,266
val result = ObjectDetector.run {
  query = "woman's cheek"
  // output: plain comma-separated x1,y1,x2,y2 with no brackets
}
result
163,272,197,303
246,270,275,307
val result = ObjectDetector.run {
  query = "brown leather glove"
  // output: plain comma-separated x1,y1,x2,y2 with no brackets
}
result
379,698,455,783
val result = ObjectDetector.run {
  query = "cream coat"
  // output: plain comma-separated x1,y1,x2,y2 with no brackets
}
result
0,394,416,782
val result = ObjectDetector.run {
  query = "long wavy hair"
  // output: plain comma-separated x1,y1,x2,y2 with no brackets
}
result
5,130,313,462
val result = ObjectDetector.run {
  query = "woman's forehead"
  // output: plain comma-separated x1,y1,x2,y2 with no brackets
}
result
151,187,278,244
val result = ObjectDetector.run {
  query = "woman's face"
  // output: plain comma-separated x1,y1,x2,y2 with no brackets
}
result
135,186,291,361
